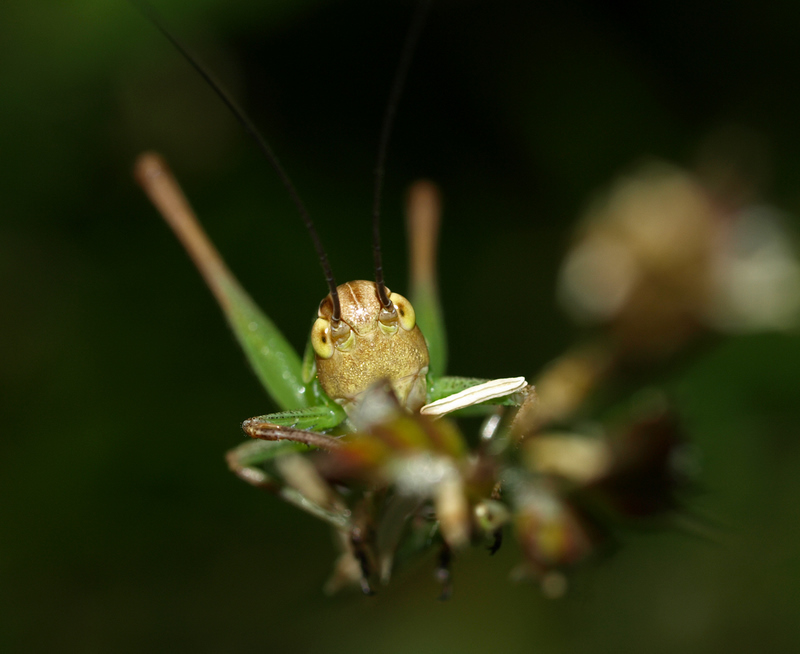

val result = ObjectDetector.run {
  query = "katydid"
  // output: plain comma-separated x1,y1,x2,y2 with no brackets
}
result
133,154,532,504
133,0,535,591
131,2,699,600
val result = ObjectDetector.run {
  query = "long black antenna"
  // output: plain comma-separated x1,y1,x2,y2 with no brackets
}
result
131,0,342,322
372,0,432,308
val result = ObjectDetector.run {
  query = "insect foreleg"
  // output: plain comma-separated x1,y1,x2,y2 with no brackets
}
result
242,402,347,436
422,377,533,417
241,418,343,451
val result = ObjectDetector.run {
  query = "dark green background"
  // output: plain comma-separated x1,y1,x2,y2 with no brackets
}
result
2,1,799,652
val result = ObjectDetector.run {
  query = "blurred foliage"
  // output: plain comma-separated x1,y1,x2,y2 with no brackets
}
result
2,0,800,652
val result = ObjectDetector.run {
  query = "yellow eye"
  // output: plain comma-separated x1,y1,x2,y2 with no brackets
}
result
311,318,334,359
389,292,416,331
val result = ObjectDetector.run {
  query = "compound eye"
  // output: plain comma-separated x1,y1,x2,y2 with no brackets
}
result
311,318,334,359
389,292,416,331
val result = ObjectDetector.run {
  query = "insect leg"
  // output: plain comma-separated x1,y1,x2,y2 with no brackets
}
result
407,180,447,377
242,421,342,451
488,528,503,555
435,542,453,601
134,152,311,413
349,524,376,595
422,377,533,417
241,403,347,444
226,439,350,530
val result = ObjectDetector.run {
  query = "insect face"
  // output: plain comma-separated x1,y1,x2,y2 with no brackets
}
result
312,280,429,413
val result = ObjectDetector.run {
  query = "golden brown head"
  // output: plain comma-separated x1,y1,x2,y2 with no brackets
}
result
311,281,429,413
